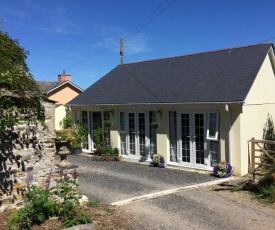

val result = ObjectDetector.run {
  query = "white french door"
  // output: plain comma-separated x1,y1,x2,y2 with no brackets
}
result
126,112,148,159
178,112,207,166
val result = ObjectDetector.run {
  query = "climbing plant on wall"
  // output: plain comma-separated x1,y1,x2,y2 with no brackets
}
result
0,26,45,135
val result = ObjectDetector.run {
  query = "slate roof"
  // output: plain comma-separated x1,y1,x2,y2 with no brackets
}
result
67,43,273,106
37,81,83,94
37,81,59,93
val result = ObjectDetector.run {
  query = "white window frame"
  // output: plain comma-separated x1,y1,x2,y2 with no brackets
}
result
206,111,219,141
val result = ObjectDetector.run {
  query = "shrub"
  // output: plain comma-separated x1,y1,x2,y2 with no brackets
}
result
6,173,92,229
243,161,275,202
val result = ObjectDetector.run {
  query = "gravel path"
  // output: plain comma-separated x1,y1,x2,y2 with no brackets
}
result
66,155,219,203
64,155,275,230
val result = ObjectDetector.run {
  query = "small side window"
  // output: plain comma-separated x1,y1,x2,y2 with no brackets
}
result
207,112,219,140
119,112,125,131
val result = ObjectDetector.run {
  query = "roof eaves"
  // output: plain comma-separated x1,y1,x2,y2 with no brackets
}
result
47,81,83,94
67,101,244,107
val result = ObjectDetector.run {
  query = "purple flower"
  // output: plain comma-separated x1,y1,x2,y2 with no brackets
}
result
59,168,64,177
227,163,232,172
159,163,165,168
45,177,51,190
149,162,155,167
26,172,33,185
160,157,165,164
49,168,53,178
64,172,68,181
213,166,218,173
73,168,78,180
224,172,232,178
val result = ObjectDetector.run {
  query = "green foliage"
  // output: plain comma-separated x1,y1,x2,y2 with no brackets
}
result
63,210,92,228
263,114,275,150
244,160,275,203
58,107,88,149
101,145,114,155
93,127,104,152
87,200,101,207
59,107,73,129
55,124,88,149
5,210,20,230
103,120,112,127
152,154,160,165
0,29,45,134
6,178,92,229
70,124,88,149
92,127,121,161
113,147,120,155
105,208,115,215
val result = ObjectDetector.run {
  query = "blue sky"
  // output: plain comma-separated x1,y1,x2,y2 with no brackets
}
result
2,0,275,90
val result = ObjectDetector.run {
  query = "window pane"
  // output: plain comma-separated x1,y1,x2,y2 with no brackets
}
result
104,111,110,145
149,111,157,156
120,133,126,155
92,112,102,148
139,113,146,157
129,113,135,155
209,113,217,138
195,114,204,164
169,111,177,162
81,111,88,149
181,114,190,162
120,112,125,131
210,141,220,166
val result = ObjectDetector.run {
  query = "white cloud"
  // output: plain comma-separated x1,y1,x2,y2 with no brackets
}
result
90,24,151,55
124,34,150,54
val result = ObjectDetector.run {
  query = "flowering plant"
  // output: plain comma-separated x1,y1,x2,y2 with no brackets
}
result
149,154,165,168
55,124,88,150
213,161,233,178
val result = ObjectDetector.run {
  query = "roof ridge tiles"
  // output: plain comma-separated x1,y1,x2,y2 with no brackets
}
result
119,42,272,66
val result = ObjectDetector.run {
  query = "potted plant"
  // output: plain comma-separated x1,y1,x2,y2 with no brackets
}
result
150,121,159,129
69,124,88,154
54,129,72,167
149,154,165,168
213,161,233,178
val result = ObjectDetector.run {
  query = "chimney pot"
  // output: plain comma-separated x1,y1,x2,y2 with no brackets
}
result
58,71,71,84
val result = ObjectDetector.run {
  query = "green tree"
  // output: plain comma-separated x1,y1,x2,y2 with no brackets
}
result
0,27,45,134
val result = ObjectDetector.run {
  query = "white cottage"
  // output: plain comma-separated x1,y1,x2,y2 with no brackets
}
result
67,43,275,175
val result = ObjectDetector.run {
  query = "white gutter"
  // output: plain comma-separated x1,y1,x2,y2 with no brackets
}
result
225,104,232,165
67,101,244,107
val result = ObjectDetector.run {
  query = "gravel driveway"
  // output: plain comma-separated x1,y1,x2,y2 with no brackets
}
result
65,155,275,230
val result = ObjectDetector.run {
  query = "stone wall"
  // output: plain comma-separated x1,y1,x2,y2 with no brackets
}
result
0,101,74,212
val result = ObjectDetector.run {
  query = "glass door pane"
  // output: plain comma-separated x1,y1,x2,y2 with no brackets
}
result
119,112,126,155
169,111,177,162
81,111,89,150
92,112,102,150
138,113,146,157
181,113,190,163
103,111,110,145
128,113,135,155
149,111,157,157
194,113,205,164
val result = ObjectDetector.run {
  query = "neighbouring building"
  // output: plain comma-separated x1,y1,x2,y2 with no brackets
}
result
67,43,275,176
37,71,83,130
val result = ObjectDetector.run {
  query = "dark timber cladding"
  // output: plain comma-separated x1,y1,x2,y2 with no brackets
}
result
67,43,273,106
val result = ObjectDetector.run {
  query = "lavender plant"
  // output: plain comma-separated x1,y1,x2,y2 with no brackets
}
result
6,167,90,229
